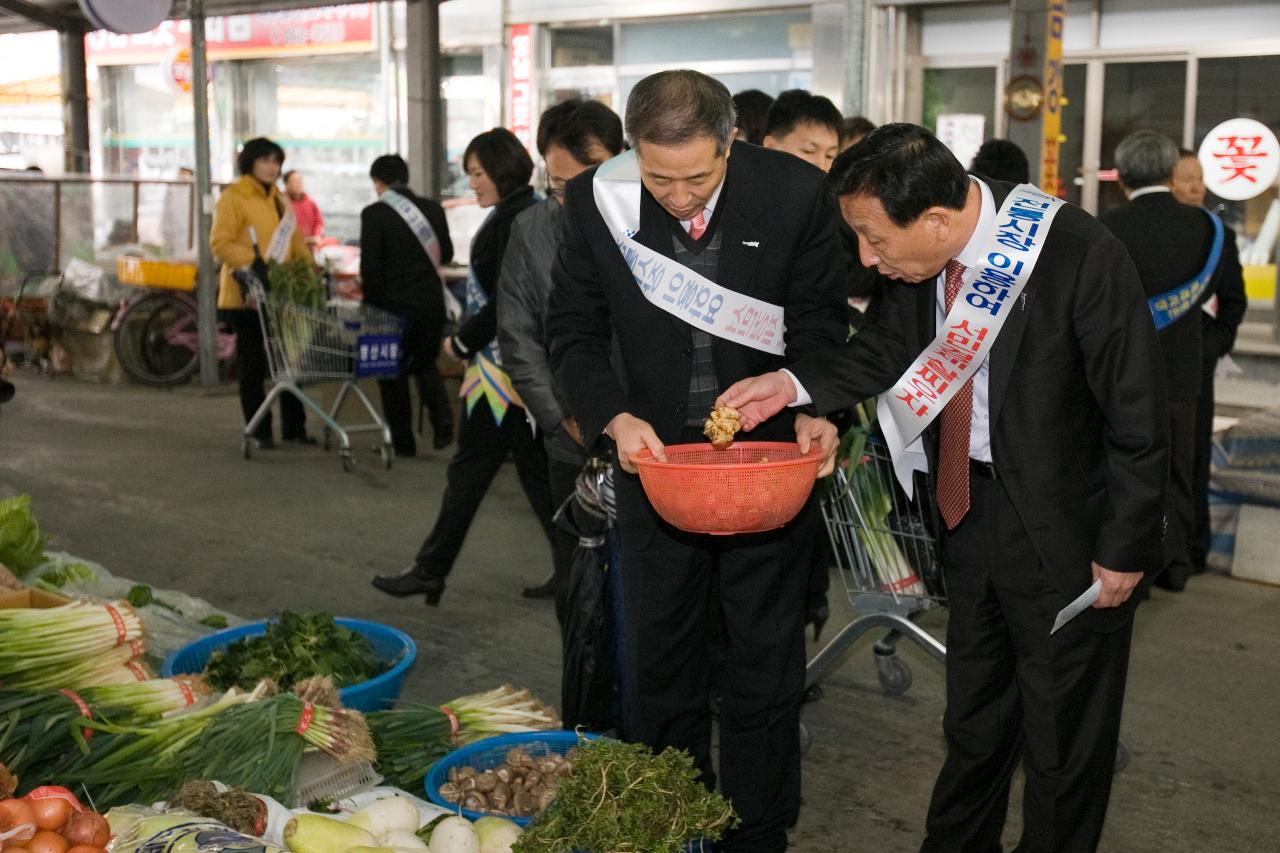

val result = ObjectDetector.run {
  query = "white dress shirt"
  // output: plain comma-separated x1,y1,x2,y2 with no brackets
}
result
786,177,998,462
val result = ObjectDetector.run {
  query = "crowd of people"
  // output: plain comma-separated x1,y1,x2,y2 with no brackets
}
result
207,69,1245,852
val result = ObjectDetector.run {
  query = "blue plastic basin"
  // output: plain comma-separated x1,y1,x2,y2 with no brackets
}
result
161,617,416,712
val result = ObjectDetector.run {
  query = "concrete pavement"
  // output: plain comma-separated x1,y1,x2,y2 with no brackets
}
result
0,376,1276,852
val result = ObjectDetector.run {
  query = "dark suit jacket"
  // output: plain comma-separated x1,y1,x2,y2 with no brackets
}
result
790,180,1168,629
547,141,847,448
454,185,538,356
1099,191,1220,401
359,186,453,323
1203,223,1247,365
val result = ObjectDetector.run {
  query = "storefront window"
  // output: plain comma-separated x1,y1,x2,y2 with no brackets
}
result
1098,60,1185,214
1058,64,1086,206
549,27,613,68
619,11,810,66
1194,54,1280,265
923,67,996,145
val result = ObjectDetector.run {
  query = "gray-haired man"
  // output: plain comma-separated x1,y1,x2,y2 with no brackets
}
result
547,70,846,851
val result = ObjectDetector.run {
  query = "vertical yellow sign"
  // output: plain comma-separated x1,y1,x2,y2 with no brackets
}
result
1041,0,1066,196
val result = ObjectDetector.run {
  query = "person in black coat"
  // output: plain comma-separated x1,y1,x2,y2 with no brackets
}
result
548,71,845,853
721,124,1167,852
1170,148,1248,573
360,154,454,457
373,129,552,606
1100,131,1233,592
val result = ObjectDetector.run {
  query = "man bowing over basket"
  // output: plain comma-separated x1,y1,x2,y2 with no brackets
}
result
719,124,1168,852
546,70,846,852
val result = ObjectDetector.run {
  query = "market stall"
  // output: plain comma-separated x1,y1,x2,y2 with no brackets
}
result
0,494,739,853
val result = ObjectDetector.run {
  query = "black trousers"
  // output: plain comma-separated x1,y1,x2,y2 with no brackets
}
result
414,402,555,579
229,309,304,441
614,468,814,853
548,456,584,632
1164,399,1199,587
922,472,1132,853
376,320,451,456
1190,364,1216,572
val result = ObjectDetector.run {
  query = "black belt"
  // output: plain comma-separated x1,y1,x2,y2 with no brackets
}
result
969,458,999,480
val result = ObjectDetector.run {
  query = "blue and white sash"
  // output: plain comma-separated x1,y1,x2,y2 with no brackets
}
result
381,187,463,322
878,184,1066,494
264,198,297,263
1147,208,1224,331
592,150,786,356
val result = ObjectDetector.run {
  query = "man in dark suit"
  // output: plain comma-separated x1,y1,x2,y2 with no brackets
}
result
547,70,846,852
1100,132,1235,591
360,154,454,456
1170,148,1247,575
720,124,1168,852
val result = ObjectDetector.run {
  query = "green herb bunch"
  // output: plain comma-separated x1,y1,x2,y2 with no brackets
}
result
514,738,738,853
267,257,324,309
203,612,387,692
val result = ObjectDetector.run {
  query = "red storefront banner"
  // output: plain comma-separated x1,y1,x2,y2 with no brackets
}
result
508,23,534,152
85,4,375,65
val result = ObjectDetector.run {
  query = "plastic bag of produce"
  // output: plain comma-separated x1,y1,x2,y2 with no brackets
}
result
106,805,285,853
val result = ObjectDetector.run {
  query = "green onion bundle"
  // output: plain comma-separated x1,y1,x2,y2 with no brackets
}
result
0,678,211,778
0,600,146,689
23,687,259,804
179,691,375,803
370,684,561,790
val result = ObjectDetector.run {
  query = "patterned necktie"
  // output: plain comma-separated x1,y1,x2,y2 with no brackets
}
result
936,260,973,530
688,209,707,240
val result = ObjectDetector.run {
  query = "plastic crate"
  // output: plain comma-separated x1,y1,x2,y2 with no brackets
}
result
292,751,382,807
423,732,711,850
161,617,416,712
116,257,197,291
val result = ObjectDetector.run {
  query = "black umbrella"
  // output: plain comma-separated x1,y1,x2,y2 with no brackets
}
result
558,457,618,733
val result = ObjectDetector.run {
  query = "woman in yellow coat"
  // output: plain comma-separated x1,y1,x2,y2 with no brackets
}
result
210,137,314,448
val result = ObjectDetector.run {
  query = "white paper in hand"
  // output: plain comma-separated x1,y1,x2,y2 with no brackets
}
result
1051,580,1102,635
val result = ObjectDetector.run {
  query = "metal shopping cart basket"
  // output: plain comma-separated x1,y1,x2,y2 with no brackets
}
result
806,429,947,697
241,275,403,472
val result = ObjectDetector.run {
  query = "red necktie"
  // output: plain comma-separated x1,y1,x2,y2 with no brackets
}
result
688,209,707,240
936,260,972,530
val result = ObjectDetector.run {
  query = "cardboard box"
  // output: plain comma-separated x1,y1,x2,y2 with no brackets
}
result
0,588,71,609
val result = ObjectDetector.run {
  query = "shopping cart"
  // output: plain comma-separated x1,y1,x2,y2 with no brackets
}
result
241,275,403,472
806,430,946,697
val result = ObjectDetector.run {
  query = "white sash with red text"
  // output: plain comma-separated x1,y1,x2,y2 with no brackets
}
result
878,183,1066,494
592,150,786,356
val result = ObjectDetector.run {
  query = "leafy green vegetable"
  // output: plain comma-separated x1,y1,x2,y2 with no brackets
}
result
514,738,738,853
202,611,387,692
199,614,229,630
268,257,323,309
0,495,48,575
126,583,182,614
33,560,96,592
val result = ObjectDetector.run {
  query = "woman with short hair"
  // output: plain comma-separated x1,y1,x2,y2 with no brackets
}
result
374,128,554,606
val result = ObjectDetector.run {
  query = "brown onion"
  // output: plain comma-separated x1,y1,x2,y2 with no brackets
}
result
61,812,109,849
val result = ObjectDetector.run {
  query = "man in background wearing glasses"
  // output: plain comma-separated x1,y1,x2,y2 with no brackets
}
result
496,99,625,622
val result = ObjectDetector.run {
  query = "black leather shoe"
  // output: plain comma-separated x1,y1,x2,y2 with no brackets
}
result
522,575,557,599
283,434,319,446
373,567,434,597
1153,570,1188,592
252,437,276,450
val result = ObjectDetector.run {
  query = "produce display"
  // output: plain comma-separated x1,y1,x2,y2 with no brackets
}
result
203,612,388,692
702,406,740,450
369,686,559,791
514,738,738,853
0,495,48,575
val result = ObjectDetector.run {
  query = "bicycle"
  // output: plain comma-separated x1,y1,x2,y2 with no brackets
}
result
112,261,236,387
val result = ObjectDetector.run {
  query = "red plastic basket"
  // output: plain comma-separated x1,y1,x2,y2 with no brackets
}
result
634,441,822,535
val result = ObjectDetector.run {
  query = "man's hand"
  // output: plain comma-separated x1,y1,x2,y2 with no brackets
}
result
795,413,838,478
562,416,584,447
1091,561,1142,609
605,412,666,474
716,371,798,431
440,337,459,361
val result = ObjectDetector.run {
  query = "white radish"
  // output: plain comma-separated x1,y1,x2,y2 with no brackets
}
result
348,796,422,838
381,830,430,851
426,816,479,853
473,816,522,853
